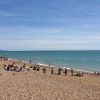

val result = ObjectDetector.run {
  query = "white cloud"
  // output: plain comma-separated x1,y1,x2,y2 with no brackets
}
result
0,26,100,50
0,39,99,50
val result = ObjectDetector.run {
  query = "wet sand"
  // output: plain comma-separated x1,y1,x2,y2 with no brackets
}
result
0,60,100,100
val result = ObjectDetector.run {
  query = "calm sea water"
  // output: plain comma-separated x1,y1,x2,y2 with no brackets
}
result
0,50,100,71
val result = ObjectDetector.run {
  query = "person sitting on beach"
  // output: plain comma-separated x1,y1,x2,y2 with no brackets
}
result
7,65,11,71
35,65,40,71
14,66,23,72
3,64,8,70
76,72,83,77
25,66,30,71
9,63,15,71
20,67,23,71
33,66,36,70
23,63,26,68
42,68,46,73
15,66,19,72
36,66,40,71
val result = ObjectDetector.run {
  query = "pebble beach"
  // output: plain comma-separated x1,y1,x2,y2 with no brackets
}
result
0,59,100,100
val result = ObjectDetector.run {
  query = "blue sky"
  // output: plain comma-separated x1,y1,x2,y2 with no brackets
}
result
0,0,100,50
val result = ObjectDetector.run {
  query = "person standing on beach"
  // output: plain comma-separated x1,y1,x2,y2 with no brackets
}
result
51,68,54,74
57,68,61,75
64,68,67,76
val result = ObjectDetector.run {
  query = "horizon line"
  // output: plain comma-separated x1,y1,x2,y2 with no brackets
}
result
1,50,100,52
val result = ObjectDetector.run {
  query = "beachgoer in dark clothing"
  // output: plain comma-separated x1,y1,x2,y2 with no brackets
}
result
57,68,61,75
33,66,36,70
19,67,23,71
42,68,46,73
23,63,26,68
97,72,100,75
7,65,10,71
36,65,40,71
51,68,54,74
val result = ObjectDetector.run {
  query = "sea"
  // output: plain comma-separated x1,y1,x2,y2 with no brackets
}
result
0,50,100,71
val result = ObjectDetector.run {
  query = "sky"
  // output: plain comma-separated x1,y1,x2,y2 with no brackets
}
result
0,0,100,50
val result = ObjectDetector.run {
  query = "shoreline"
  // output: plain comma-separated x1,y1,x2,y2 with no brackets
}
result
7,57,97,74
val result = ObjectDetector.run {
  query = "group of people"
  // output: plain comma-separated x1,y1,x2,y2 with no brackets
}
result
32,65,83,77
1,57,99,77
3,62,30,72
3,63,22,72
94,71,100,75
2,61,84,77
